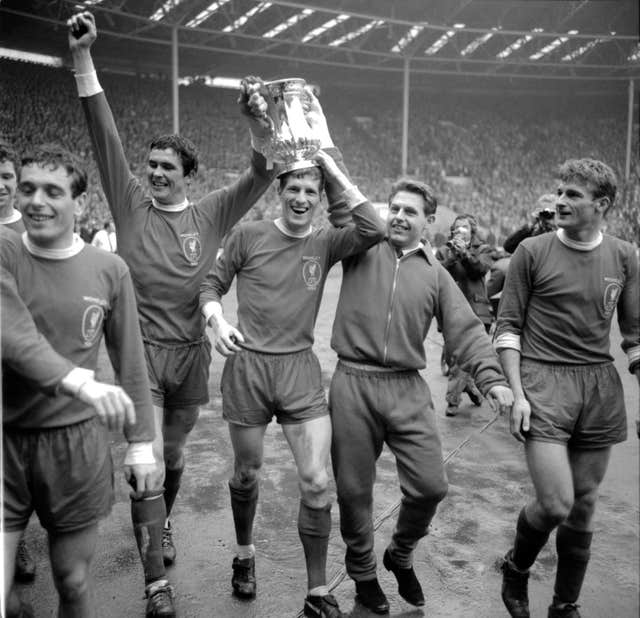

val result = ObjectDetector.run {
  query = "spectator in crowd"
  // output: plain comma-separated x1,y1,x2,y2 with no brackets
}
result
0,141,25,233
1,144,157,618
326,178,512,614
495,158,639,618
91,219,117,252
436,214,494,416
68,11,276,616
503,193,557,254
199,129,385,616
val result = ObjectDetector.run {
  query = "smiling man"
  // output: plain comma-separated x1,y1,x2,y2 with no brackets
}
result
0,142,24,233
495,158,639,618
326,178,513,614
199,146,385,618
68,12,276,616
1,144,157,618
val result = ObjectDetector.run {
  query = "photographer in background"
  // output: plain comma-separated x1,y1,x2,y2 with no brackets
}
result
436,214,494,416
504,193,557,255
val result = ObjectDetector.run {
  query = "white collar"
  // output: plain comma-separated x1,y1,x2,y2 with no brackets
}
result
22,232,85,259
151,197,189,212
0,209,22,225
556,229,603,251
274,218,312,238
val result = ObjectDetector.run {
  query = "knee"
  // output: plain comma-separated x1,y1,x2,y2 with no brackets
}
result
536,493,573,527
232,463,261,488
567,488,599,527
299,467,329,504
54,565,90,605
163,440,185,469
412,477,448,506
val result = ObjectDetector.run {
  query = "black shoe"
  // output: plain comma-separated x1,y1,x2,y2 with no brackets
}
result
162,522,176,566
548,602,581,617
232,556,256,599
445,404,459,417
500,551,530,618
355,578,389,614
145,581,176,618
382,548,425,606
14,538,36,583
303,594,344,617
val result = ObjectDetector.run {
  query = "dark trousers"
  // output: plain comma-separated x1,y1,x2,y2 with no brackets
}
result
329,363,448,580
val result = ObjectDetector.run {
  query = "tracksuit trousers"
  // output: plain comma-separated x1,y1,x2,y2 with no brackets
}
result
329,361,448,580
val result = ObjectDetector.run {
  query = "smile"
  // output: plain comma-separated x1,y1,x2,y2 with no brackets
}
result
27,213,54,222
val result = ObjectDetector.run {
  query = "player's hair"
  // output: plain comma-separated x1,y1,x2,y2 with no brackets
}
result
388,178,437,216
0,140,19,170
277,165,325,192
21,143,87,198
556,158,617,209
450,213,478,237
149,134,199,177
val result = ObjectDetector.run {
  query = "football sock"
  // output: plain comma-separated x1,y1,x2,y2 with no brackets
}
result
229,480,259,546
298,501,331,590
131,490,166,585
163,465,184,518
553,524,592,605
511,507,551,571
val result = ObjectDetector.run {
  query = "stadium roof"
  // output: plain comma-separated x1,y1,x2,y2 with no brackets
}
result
2,0,639,93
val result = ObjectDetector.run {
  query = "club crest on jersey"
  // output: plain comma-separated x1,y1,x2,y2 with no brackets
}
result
81,304,104,347
181,233,202,265
302,256,322,290
603,281,622,317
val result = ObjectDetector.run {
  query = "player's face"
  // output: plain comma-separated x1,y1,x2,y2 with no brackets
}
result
387,190,429,250
278,174,322,234
17,163,85,249
147,148,187,205
0,159,17,215
555,180,605,237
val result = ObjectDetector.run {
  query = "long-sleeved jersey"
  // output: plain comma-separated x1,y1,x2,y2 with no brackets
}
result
331,240,508,394
494,231,640,372
1,233,154,441
80,91,276,344
200,201,385,354
1,254,73,394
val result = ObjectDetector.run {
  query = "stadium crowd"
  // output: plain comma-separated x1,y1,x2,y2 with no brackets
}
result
1,59,637,247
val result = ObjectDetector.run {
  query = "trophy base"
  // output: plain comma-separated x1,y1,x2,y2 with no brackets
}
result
276,159,320,177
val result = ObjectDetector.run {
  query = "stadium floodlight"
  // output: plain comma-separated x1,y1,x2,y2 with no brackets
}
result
460,27,500,57
0,47,63,67
149,0,186,22
185,0,232,29
328,19,384,47
628,42,640,62
222,2,272,33
496,28,543,59
301,14,350,43
561,38,604,61
530,30,578,60
262,9,314,38
424,23,464,56
391,25,424,53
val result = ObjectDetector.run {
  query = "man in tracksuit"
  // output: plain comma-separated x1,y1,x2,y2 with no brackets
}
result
327,178,514,614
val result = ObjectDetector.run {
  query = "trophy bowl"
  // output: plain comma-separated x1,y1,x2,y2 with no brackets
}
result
263,78,321,174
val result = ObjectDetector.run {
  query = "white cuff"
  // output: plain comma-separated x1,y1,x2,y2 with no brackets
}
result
201,301,219,324
75,70,103,98
124,442,155,466
340,185,367,210
494,332,521,352
59,367,95,396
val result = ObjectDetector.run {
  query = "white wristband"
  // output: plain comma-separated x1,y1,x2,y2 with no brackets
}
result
124,442,155,466
340,184,367,210
59,367,95,397
75,70,103,98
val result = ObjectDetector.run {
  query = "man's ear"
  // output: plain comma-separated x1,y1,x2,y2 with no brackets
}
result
74,192,87,217
426,214,436,224
595,196,610,213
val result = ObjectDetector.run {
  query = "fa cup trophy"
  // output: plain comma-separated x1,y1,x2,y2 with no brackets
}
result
259,78,321,173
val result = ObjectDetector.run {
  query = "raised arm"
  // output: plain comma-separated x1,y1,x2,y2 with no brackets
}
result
68,12,140,223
